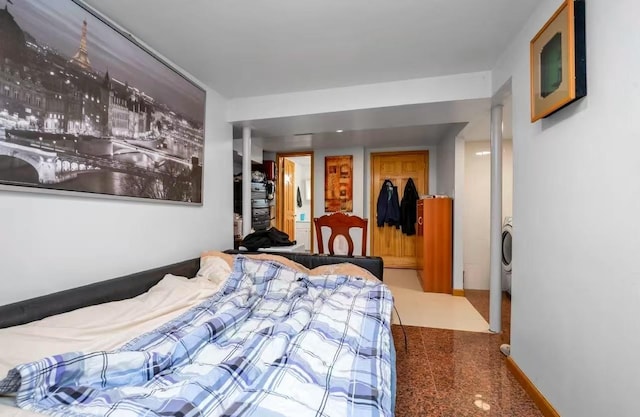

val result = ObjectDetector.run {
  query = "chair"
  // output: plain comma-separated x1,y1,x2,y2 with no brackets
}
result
313,212,368,256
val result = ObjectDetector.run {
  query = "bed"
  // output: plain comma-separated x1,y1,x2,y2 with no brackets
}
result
0,251,396,417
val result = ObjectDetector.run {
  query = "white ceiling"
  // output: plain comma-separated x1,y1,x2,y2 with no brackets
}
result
262,123,466,152
84,0,539,99
233,98,492,151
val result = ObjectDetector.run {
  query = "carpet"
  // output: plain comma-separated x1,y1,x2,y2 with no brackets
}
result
385,269,490,333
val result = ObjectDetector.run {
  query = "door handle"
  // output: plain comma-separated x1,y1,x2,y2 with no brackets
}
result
417,217,423,225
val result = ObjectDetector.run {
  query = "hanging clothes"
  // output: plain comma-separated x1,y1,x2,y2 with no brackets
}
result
400,178,420,236
296,186,302,207
376,179,401,228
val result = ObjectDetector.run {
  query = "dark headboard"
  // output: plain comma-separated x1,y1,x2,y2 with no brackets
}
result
224,251,384,281
0,252,384,329
0,258,201,330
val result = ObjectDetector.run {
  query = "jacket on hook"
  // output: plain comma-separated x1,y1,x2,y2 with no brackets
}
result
376,179,401,228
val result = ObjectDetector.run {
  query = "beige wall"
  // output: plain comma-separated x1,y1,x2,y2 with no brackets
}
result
462,139,512,290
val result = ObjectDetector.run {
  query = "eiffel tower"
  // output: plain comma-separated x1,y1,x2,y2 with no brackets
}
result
70,19,91,70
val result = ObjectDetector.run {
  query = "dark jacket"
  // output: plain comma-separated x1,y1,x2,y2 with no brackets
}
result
400,178,420,236
376,180,401,228
241,227,295,251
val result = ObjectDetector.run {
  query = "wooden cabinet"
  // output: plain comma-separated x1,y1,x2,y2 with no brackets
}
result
416,198,453,294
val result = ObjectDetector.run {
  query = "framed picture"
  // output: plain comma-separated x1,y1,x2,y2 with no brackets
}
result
530,0,586,122
0,0,206,204
324,155,353,212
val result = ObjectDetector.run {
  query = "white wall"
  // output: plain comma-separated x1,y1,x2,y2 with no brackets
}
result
435,136,468,291
462,140,512,290
493,1,640,415
452,135,466,291
227,71,491,122
0,91,232,306
233,160,242,176
232,137,264,164
436,137,456,197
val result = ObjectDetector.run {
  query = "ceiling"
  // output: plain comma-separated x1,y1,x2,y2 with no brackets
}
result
262,123,466,152
232,98,503,151
84,0,539,99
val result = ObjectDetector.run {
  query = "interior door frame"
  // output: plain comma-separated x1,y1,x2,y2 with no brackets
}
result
276,151,315,252
369,150,429,267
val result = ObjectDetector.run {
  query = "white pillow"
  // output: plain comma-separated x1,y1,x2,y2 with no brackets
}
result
196,255,232,285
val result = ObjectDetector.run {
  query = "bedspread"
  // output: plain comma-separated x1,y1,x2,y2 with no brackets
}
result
0,256,394,417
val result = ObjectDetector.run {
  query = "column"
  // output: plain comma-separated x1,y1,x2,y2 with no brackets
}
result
489,104,503,333
452,135,465,292
242,127,252,237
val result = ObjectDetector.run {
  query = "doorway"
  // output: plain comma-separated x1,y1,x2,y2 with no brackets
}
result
370,151,428,268
276,152,314,251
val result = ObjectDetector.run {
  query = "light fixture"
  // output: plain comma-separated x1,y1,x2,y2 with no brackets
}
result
336,129,343,133
475,151,491,156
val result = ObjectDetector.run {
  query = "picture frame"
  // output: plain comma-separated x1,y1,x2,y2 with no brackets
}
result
0,0,206,204
324,155,353,213
530,0,586,122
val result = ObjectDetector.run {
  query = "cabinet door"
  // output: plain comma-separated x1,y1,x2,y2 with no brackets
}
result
423,198,452,293
295,225,310,250
416,200,424,272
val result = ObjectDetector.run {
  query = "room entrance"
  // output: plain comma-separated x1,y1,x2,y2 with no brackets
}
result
275,152,314,251
370,151,428,268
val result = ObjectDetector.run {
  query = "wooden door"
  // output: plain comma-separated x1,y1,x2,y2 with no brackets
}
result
370,151,428,268
282,158,296,240
276,152,315,251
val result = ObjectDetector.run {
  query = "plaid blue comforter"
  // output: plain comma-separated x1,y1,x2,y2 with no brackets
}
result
0,256,394,417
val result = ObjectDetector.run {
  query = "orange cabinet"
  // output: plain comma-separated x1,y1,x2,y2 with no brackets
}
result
416,198,453,294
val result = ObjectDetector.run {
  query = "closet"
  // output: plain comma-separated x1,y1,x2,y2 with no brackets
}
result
232,166,275,235
233,179,270,233
416,197,453,293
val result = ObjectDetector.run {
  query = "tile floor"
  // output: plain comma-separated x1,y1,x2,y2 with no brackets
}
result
386,269,489,333
392,285,543,416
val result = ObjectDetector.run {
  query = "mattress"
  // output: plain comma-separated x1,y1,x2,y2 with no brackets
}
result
0,274,225,416
0,274,224,378
0,255,394,416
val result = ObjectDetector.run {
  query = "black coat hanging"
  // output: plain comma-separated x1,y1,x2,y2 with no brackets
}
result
400,178,420,235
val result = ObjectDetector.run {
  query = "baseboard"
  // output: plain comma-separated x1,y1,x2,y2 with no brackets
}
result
452,289,465,297
506,357,560,417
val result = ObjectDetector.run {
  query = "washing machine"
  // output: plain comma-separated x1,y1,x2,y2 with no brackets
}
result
501,217,513,294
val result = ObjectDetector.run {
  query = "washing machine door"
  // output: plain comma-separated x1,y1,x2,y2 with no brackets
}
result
502,223,513,272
